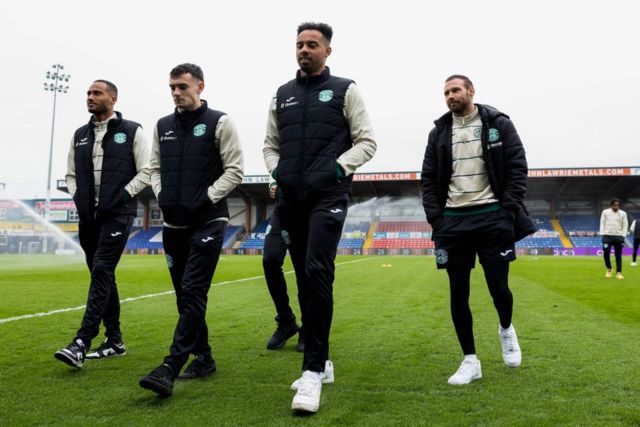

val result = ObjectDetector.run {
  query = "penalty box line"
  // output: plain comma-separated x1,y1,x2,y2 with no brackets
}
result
0,257,371,325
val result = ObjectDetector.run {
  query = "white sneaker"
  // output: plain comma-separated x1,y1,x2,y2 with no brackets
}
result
499,325,522,368
291,370,322,413
447,358,482,385
631,262,637,267
291,360,334,390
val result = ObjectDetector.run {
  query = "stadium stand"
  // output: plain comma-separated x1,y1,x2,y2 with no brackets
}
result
516,215,564,248
371,220,434,250
123,224,244,251
126,227,163,250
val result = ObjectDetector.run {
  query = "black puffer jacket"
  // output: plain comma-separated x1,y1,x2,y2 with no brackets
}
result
156,101,228,226
421,104,536,241
275,67,353,199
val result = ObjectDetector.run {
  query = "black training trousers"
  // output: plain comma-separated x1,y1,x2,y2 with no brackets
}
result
76,214,134,348
602,235,624,273
433,210,516,356
276,192,349,373
162,220,226,373
633,238,639,263
262,208,297,324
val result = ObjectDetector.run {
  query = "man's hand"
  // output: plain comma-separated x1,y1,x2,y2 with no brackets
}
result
269,183,278,199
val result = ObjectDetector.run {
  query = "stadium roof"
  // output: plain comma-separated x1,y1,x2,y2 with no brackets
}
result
57,166,640,203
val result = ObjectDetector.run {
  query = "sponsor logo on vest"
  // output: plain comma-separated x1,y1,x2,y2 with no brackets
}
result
500,249,513,257
318,90,333,102
201,236,214,243
193,124,207,137
110,231,123,237
76,137,89,146
164,130,174,135
330,208,343,214
281,96,299,108
114,133,127,144
435,248,448,264
488,141,503,149
160,135,178,142
488,128,500,142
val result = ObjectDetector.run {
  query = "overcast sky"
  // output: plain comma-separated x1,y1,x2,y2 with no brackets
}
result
0,0,638,199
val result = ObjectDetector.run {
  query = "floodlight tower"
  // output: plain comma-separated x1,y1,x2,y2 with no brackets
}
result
43,64,70,252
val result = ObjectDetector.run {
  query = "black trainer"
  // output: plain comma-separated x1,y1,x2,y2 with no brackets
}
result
139,363,175,397
266,320,299,350
54,338,86,368
86,338,126,360
178,354,216,380
296,328,305,353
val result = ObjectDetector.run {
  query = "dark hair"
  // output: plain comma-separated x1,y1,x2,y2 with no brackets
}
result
93,80,118,96
297,22,333,44
445,74,474,89
610,199,621,206
170,63,204,82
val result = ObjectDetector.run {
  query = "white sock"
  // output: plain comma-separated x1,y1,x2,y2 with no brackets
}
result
464,354,477,362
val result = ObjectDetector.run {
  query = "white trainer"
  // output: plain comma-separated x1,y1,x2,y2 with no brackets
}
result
291,360,334,390
499,324,522,368
447,358,482,385
631,262,637,267
291,370,322,413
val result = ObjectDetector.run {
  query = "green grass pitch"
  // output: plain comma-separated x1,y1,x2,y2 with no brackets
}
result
0,255,639,425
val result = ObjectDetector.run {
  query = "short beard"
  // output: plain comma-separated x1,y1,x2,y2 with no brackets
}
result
89,105,107,116
448,100,470,115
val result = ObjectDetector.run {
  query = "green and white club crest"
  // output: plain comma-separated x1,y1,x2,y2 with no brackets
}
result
488,128,500,142
113,133,127,144
473,128,482,139
193,124,207,137
318,90,333,102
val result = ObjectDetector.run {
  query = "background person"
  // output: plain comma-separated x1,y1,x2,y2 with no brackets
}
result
600,199,628,278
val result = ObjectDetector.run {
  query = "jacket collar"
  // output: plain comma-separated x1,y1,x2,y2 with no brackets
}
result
89,111,122,129
175,99,208,129
434,103,507,128
296,66,331,85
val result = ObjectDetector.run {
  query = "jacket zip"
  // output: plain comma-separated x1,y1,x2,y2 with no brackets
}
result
300,79,309,195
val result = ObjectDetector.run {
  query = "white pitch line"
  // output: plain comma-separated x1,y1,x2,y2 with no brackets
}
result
0,257,371,325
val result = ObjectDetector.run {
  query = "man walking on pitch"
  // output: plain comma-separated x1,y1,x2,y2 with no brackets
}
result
600,199,628,278
263,22,376,413
421,75,535,385
55,80,149,368
263,179,304,352
139,63,244,396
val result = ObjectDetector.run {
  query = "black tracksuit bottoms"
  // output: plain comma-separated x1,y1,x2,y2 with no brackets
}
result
162,220,226,374
433,209,516,356
275,192,349,373
76,214,134,348
633,238,640,263
602,235,624,273
262,208,297,324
